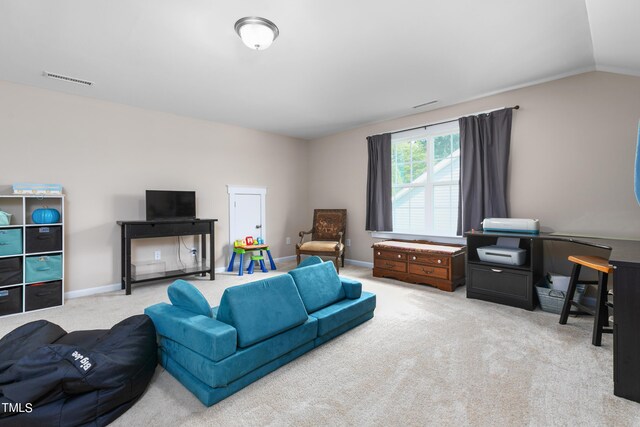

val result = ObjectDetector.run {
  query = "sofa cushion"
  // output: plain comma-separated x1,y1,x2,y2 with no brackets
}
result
299,241,344,252
340,277,362,299
167,279,212,318
216,275,308,348
288,261,345,313
160,340,315,407
145,303,236,362
159,316,317,388
311,291,376,336
295,255,324,269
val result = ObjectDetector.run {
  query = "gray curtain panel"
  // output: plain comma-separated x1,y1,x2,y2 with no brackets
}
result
457,108,513,234
366,133,393,231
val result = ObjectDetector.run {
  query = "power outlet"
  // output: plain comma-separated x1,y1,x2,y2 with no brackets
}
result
190,247,197,257
154,250,161,261
286,237,291,245
346,239,351,247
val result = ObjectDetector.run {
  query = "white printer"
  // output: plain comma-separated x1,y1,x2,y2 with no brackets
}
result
481,218,540,234
477,246,526,266
477,236,527,266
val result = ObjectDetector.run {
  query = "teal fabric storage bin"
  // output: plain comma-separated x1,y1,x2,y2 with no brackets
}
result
25,254,62,283
0,228,23,256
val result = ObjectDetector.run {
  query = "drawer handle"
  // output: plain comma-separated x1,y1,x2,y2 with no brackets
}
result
438,259,442,264
385,262,395,268
412,256,417,260
491,268,503,273
422,268,434,274
397,254,402,258
377,252,380,255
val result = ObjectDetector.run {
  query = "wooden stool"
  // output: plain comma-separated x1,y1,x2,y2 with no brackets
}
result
559,255,614,346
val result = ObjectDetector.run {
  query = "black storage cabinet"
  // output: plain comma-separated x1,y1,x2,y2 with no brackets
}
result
0,257,23,286
465,231,543,310
26,225,63,253
25,280,63,311
0,286,23,316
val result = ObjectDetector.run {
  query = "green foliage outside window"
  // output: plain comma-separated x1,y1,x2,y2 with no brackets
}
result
392,133,459,194
434,133,460,161
392,139,427,196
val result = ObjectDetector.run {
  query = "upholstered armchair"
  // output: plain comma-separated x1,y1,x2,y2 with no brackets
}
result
296,209,346,272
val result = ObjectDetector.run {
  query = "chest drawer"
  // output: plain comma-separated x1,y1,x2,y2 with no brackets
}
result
408,253,449,266
374,258,407,272
408,263,449,279
374,250,406,261
468,264,531,301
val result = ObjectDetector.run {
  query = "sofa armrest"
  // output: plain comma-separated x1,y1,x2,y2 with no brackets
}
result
340,276,362,299
145,303,237,362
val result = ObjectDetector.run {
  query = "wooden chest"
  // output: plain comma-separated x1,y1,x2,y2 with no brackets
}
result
372,240,466,292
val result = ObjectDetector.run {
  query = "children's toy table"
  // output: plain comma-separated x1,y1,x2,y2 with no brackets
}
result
227,244,276,276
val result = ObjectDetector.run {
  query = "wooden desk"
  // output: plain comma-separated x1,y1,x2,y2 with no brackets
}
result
555,235,640,404
117,219,217,295
465,230,640,404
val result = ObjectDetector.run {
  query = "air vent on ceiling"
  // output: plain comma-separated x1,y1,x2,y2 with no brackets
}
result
43,71,94,87
412,100,438,109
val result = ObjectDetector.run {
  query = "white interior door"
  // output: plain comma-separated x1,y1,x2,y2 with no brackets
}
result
228,186,267,264
234,194,263,241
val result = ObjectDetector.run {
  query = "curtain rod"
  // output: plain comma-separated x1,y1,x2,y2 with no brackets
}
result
388,105,520,136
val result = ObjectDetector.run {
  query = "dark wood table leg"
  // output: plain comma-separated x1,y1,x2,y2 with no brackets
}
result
201,233,207,277
120,226,126,290
210,222,215,280
124,233,132,295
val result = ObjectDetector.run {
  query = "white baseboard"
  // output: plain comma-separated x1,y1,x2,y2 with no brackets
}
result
65,283,122,299
345,259,374,268
66,256,371,299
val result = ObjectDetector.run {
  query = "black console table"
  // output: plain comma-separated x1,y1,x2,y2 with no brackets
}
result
117,219,217,295
465,230,640,404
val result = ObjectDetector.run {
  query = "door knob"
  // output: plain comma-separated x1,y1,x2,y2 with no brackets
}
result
255,225,262,229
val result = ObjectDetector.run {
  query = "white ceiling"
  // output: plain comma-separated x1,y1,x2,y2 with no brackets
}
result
0,0,638,140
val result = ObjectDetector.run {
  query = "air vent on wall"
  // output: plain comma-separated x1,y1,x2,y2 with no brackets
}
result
412,100,438,109
43,71,94,87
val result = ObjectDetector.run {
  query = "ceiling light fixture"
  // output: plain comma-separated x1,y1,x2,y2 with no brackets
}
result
234,16,279,51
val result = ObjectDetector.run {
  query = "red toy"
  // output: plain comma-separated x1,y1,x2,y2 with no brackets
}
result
245,236,254,246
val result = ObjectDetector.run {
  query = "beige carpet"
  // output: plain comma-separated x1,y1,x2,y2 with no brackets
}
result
1,262,639,426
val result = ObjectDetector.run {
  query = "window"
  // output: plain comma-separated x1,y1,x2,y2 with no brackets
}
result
391,121,460,236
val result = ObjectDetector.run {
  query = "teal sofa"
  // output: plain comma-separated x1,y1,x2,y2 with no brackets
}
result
144,257,376,406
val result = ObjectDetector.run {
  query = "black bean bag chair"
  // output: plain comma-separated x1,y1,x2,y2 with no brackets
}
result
0,315,157,427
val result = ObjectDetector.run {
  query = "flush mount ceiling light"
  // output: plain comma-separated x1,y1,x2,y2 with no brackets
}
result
234,16,279,50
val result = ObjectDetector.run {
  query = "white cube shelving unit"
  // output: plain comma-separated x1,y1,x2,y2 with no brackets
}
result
0,190,64,317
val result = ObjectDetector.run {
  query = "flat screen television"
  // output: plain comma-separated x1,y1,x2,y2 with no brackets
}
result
146,190,196,221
